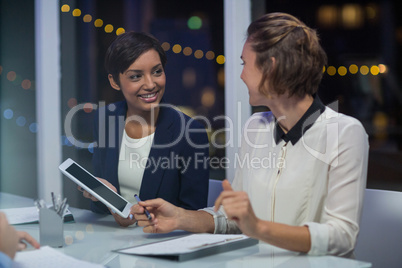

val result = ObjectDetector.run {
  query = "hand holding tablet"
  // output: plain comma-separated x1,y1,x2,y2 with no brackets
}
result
59,158,133,218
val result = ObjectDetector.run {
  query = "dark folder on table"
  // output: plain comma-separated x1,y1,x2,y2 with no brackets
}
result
114,234,258,262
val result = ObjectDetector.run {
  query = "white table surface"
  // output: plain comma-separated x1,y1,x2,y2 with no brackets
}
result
0,192,372,268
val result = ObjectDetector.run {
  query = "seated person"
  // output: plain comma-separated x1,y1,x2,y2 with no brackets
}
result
80,32,209,227
132,13,369,257
0,212,40,267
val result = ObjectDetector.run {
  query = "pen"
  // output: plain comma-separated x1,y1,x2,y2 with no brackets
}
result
134,194,152,220
51,192,55,210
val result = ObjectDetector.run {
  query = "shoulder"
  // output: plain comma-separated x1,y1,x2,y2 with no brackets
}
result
321,107,367,134
159,104,206,130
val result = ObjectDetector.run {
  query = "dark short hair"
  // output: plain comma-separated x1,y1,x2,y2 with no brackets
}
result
247,13,327,98
104,32,167,85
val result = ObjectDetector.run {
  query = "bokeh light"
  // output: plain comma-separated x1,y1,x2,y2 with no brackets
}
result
72,9,81,17
104,24,114,33
94,19,103,27
116,28,125,35
16,116,26,127
216,55,225,64
83,103,93,113
29,123,38,133
349,64,358,74
68,98,78,108
378,64,387,74
360,65,369,75
201,87,216,107
370,65,380,75
183,47,192,56
206,51,215,60
21,79,31,90
7,71,16,81
3,109,13,119
83,14,92,23
338,66,347,76
161,42,170,51
327,66,336,76
187,16,202,30
194,50,204,59
172,44,182,54
61,4,70,12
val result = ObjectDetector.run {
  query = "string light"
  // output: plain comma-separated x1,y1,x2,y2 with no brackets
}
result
194,50,204,59
72,9,81,17
172,44,182,54
61,4,70,12
116,28,125,35
183,47,193,56
83,14,92,23
327,66,336,76
94,19,103,27
104,24,114,33
349,64,359,74
360,65,369,75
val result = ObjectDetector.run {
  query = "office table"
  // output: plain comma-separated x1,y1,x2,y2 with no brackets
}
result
0,192,372,268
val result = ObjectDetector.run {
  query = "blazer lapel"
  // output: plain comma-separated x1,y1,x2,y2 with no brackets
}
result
140,106,174,200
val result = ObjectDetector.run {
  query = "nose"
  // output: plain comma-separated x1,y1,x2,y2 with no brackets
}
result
143,74,155,90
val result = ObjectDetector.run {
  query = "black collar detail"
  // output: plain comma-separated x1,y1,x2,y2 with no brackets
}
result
274,95,325,145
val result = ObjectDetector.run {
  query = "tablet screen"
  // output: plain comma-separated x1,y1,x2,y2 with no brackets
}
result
65,163,127,211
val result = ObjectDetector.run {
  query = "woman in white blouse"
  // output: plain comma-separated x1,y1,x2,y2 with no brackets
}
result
132,12,369,256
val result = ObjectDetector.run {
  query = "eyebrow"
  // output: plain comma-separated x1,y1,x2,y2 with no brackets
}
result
125,63,163,74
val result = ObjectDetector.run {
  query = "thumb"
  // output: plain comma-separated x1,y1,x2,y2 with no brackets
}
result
222,179,233,191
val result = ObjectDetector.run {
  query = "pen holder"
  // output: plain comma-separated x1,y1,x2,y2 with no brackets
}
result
39,207,64,248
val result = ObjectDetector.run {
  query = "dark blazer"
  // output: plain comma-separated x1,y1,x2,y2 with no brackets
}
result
91,101,209,213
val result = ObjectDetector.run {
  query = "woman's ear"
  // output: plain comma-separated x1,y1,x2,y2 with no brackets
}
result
270,57,276,72
108,74,120,90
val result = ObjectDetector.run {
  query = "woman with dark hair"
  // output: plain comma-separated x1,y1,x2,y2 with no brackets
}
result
132,13,369,257
79,32,209,227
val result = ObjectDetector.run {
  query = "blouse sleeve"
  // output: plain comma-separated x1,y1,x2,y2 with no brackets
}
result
305,117,369,256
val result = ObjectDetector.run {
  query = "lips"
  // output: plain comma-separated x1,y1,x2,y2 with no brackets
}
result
138,90,160,103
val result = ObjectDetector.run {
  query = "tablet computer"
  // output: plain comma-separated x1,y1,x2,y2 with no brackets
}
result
59,158,132,218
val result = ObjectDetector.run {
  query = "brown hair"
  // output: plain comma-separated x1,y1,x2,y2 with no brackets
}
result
247,12,327,98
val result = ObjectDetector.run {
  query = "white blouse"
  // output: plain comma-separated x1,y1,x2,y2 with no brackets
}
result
118,130,154,204
203,106,369,256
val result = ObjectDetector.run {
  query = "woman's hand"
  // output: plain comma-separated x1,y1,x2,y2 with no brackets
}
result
131,198,181,233
0,212,18,259
78,177,116,202
16,231,40,251
109,209,137,227
214,180,260,238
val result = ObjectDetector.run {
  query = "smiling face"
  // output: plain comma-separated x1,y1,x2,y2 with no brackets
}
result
108,49,166,117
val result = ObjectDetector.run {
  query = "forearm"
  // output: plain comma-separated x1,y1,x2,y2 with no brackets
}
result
254,220,311,253
177,209,215,233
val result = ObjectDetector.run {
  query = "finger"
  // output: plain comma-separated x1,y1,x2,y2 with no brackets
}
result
131,204,145,214
17,242,27,251
17,231,40,249
214,191,238,212
137,198,164,208
222,179,233,191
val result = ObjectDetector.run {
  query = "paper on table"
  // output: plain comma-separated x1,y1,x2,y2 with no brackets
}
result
117,234,250,255
12,246,105,268
0,206,72,225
